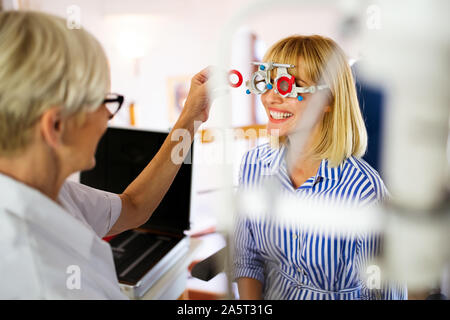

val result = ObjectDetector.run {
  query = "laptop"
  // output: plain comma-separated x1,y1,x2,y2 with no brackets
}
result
80,126,193,298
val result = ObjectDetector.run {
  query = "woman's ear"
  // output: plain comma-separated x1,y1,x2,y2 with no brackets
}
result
324,105,332,113
39,107,64,149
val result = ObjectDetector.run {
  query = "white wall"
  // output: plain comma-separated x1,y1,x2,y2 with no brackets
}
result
27,0,351,131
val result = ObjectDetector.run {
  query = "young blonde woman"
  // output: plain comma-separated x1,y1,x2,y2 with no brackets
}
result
234,35,407,300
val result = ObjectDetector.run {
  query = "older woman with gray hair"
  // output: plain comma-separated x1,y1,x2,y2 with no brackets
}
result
0,10,211,299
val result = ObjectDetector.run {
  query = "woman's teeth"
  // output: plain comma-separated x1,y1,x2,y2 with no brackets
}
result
269,111,293,120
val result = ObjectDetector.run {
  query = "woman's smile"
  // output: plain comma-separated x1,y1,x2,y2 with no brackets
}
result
267,107,295,123
265,103,300,136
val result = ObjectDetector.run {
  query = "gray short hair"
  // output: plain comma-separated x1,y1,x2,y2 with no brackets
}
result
0,10,110,156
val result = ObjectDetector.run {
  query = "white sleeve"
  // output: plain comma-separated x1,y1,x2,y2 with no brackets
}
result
58,180,122,238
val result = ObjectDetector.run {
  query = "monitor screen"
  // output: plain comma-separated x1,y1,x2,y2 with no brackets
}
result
80,126,192,234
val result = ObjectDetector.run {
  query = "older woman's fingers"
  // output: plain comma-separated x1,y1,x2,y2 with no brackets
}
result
192,66,214,85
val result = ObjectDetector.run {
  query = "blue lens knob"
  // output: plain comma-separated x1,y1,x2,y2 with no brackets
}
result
260,65,265,71
266,84,273,90
246,89,251,94
297,96,303,101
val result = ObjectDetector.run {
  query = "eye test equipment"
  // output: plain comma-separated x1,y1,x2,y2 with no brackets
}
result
245,62,329,101
228,69,243,88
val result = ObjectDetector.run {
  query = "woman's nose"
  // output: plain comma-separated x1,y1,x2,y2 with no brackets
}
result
264,87,284,104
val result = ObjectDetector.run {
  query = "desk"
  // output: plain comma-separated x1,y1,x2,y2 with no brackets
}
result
185,232,229,299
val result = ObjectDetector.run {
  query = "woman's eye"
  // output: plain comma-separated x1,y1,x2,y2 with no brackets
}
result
279,80,290,92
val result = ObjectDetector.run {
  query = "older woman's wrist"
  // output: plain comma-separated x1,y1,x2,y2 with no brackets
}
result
176,108,203,133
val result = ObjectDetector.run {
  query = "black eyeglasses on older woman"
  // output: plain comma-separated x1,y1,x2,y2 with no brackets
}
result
103,93,124,119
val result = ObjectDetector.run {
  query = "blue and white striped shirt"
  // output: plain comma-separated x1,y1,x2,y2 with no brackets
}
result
234,143,407,300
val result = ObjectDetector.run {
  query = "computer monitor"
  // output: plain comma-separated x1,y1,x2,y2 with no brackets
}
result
80,126,193,234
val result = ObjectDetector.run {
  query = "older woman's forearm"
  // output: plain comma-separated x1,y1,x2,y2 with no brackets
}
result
107,68,210,236
125,113,196,213
107,113,197,235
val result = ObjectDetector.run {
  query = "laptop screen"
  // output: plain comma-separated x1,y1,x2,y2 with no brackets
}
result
80,126,192,234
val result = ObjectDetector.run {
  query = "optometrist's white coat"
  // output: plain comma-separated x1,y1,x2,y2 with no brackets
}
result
0,173,127,299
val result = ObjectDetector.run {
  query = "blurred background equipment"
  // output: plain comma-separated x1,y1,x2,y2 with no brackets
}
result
360,0,450,296
211,0,449,299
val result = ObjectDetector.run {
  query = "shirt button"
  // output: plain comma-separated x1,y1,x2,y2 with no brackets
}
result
297,267,306,274
293,234,298,239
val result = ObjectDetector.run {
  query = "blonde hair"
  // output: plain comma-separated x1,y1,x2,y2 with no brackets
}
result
0,10,110,156
263,35,367,167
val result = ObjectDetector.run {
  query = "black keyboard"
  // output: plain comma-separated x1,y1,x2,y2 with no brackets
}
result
109,230,180,284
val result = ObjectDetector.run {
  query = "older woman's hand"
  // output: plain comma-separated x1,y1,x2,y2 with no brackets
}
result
181,67,212,123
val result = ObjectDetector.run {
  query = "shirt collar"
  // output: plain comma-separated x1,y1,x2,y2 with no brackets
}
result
0,173,94,259
261,143,342,186
314,158,342,181
258,143,286,176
